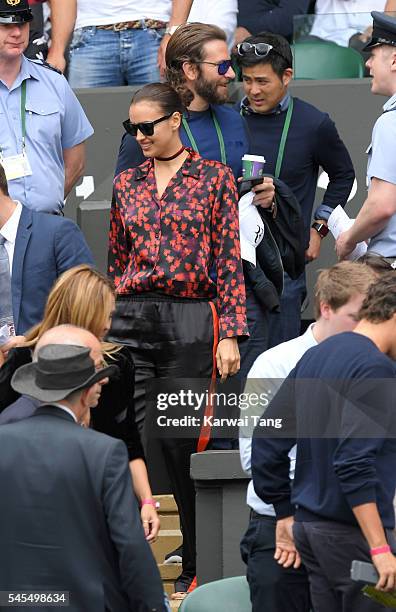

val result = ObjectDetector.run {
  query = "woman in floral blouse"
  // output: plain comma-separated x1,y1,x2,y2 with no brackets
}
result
108,82,247,597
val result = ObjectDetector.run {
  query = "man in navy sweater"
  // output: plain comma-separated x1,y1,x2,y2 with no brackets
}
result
235,32,355,348
252,273,396,612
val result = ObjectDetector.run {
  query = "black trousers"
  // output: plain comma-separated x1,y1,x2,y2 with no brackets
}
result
240,513,311,612
109,295,216,583
293,520,396,612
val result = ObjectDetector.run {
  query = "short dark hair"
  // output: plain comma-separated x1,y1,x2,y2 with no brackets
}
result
0,163,9,196
131,82,186,115
234,32,293,79
358,272,396,323
357,252,396,275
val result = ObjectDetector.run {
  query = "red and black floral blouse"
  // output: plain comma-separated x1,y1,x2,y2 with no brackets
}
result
108,149,248,340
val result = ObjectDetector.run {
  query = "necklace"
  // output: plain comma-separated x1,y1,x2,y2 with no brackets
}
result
155,145,185,161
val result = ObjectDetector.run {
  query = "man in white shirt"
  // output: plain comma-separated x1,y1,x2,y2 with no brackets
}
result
239,261,377,612
47,0,193,85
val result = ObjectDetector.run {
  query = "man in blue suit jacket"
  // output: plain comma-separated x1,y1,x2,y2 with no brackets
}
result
0,163,93,339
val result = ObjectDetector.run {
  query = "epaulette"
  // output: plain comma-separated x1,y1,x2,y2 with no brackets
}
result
28,59,62,75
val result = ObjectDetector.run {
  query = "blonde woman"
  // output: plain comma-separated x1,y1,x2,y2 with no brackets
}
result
0,264,159,541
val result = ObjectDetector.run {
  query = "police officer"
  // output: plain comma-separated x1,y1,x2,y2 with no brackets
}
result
337,11,396,261
0,0,93,213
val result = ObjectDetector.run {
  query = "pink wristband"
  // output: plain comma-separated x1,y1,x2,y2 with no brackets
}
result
141,499,160,509
370,545,391,556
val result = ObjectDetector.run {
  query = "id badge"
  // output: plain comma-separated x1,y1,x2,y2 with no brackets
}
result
1,152,33,181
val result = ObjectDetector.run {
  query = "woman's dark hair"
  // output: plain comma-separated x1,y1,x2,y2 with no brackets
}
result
234,32,293,79
131,82,187,115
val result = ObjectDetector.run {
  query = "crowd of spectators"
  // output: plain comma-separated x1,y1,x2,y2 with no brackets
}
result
1,0,396,611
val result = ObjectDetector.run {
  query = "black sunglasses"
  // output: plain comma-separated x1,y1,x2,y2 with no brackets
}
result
195,59,233,76
237,42,289,63
123,113,173,137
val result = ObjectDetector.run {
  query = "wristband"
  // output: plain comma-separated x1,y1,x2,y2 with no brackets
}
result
141,498,160,509
370,545,391,556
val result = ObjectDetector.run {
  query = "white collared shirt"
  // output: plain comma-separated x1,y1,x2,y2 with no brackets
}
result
239,324,318,516
0,201,22,275
51,402,78,423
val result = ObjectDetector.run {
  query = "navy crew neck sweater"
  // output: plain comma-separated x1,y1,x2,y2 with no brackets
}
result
252,332,396,529
239,97,354,244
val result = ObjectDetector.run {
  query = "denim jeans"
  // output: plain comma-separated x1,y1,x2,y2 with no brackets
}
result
267,270,307,349
68,25,163,88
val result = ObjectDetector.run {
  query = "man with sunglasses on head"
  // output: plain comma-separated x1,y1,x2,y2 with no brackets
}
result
235,32,355,349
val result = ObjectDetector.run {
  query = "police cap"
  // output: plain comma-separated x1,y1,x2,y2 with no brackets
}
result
0,0,33,25
363,11,396,51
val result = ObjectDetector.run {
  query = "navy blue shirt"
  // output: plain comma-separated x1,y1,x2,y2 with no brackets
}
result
252,333,396,529
115,104,250,181
237,0,310,40
239,96,355,244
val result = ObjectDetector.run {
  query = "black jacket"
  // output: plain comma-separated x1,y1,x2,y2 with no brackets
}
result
244,177,305,312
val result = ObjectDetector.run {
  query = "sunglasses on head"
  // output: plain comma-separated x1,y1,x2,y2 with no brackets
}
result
195,59,233,76
237,42,288,62
123,113,173,137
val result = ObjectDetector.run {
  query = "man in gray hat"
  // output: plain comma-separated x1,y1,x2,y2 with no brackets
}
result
337,11,396,263
0,327,167,612
0,324,106,424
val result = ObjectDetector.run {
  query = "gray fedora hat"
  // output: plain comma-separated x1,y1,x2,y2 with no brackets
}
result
11,344,118,403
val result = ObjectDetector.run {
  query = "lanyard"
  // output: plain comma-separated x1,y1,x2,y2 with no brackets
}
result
274,96,293,179
182,107,227,165
0,80,27,157
21,79,27,150
240,96,294,179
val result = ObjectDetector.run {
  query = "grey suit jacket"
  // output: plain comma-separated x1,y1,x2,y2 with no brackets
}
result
0,406,165,612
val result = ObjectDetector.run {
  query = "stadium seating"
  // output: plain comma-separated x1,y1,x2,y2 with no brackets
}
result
179,576,252,612
293,42,365,79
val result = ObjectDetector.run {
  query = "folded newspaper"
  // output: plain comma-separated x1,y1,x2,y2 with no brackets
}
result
327,205,367,261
